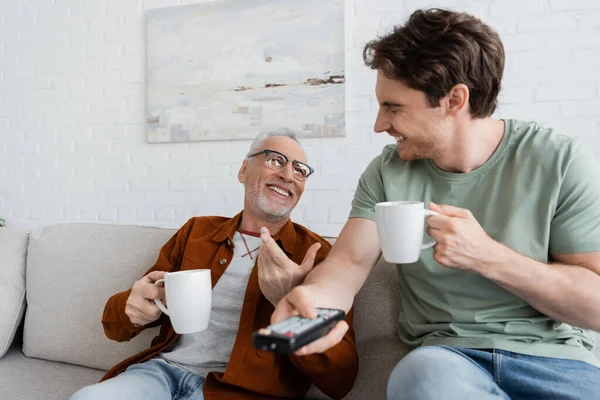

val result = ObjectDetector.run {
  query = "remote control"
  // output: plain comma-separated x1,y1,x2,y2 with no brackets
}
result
252,308,345,354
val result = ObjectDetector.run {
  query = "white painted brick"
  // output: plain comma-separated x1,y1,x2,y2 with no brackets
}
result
2,0,600,238
94,179,128,192
105,55,144,72
180,191,225,208
542,118,597,138
490,0,544,18
107,193,144,206
99,208,119,221
577,12,600,27
8,193,36,206
309,176,360,191
64,208,82,220
0,180,23,195
306,207,329,223
131,178,168,192
79,208,100,221
518,14,577,33
351,29,379,49
225,193,244,210
106,0,143,14
73,140,112,155
304,222,346,239
127,144,168,162
206,177,241,191
562,100,600,118
135,206,155,221
117,206,138,221
36,194,68,207
67,1,107,18
404,0,460,11
329,205,351,224
44,207,66,222
74,167,109,180
487,18,518,35
169,178,207,191
119,69,143,84
496,102,561,120
498,86,534,104
290,206,305,224
354,0,406,13
550,0,600,11
113,110,144,124
148,165,189,178
109,164,147,179
90,126,128,140
104,83,143,98
501,33,547,52
67,192,105,207
10,208,31,220
144,192,181,206
536,84,593,101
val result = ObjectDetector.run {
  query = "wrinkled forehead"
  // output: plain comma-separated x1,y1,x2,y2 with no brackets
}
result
258,136,307,163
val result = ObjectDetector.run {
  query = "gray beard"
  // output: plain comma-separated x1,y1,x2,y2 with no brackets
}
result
256,194,292,220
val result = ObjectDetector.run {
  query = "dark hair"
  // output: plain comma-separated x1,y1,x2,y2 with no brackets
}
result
363,8,504,118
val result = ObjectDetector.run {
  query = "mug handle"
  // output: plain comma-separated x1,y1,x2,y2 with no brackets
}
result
421,209,439,249
153,279,169,316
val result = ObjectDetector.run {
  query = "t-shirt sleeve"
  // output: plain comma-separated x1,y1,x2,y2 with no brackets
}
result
349,153,386,221
549,140,600,254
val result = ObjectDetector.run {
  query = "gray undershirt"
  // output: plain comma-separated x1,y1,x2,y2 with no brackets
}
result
159,231,261,377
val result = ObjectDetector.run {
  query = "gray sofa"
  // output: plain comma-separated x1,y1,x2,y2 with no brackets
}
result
0,224,598,400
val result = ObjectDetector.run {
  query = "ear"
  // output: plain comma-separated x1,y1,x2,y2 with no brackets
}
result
446,84,470,116
238,160,248,184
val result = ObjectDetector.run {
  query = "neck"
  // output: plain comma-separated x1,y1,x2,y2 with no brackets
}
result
238,209,289,236
432,117,505,173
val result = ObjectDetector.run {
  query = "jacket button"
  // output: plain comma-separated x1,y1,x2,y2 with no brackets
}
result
219,258,227,265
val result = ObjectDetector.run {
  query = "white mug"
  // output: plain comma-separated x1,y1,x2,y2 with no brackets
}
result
375,201,439,264
154,269,212,334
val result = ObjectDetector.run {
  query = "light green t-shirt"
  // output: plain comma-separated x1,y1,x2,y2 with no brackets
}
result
350,119,600,367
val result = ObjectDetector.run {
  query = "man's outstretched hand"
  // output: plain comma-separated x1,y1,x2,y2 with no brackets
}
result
271,285,349,356
257,227,321,307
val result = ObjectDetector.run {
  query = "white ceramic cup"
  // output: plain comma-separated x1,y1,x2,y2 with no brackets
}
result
154,269,212,334
375,201,439,264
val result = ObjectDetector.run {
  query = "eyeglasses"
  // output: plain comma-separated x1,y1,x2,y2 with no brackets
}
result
247,149,314,182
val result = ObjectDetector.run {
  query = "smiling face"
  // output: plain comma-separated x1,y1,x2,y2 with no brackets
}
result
238,136,307,223
374,71,453,161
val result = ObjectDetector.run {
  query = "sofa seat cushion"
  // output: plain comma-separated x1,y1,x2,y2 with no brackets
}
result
0,344,105,399
23,223,176,370
0,228,29,358
345,254,409,400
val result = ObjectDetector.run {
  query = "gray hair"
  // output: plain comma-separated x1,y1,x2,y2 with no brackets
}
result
246,128,302,157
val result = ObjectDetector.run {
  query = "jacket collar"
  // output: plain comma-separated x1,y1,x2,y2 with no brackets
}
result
211,211,297,255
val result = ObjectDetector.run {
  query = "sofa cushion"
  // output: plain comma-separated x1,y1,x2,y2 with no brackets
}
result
23,223,176,370
0,228,29,358
345,255,408,400
0,343,105,399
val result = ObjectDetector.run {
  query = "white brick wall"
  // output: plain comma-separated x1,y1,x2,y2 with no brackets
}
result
1,0,600,237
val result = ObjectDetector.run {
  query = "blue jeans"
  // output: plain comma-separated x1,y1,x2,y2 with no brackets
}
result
70,358,205,400
387,345,600,400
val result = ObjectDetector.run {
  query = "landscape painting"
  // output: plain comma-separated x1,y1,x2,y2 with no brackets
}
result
146,0,345,143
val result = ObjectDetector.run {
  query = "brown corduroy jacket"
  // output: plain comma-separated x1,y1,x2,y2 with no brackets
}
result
100,212,358,400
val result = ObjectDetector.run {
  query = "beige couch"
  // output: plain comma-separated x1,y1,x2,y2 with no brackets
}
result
0,223,406,400
0,223,598,400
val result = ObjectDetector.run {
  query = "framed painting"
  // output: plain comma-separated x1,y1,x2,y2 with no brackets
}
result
146,0,345,143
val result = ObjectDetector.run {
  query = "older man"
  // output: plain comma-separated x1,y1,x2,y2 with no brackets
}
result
70,129,358,400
